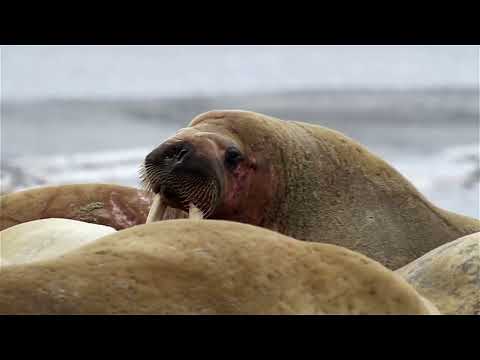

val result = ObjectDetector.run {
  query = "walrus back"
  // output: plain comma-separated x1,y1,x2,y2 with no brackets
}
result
286,120,479,268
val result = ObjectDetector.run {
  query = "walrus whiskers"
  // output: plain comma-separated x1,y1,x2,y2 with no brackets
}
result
140,150,221,221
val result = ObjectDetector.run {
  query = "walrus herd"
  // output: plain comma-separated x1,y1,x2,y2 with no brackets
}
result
0,110,478,315
0,220,440,315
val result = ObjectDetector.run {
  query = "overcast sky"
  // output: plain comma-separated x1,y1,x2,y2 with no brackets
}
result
1,45,478,100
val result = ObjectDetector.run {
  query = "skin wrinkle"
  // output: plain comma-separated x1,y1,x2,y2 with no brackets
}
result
0,215,23,226
39,190,59,218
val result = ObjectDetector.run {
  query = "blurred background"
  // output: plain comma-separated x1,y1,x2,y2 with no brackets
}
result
1,45,479,218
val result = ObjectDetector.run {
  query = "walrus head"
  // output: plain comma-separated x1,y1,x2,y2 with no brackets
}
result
140,114,267,222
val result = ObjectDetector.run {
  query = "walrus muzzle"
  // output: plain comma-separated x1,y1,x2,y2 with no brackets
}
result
140,140,223,220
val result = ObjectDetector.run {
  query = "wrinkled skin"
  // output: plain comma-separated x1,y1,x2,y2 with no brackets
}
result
0,220,437,315
142,110,480,270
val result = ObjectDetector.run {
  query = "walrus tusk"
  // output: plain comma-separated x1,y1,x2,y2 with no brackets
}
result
146,194,167,223
146,195,203,223
188,203,204,220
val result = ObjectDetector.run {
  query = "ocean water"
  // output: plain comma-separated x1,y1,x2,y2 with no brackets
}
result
1,46,479,218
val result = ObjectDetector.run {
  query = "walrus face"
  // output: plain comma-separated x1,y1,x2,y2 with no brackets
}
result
140,128,253,219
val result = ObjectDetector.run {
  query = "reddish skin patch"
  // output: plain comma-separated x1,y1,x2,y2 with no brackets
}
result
108,191,150,229
213,154,277,227
224,163,254,206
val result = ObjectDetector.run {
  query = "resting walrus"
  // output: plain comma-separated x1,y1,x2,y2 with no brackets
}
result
396,232,479,315
0,183,176,232
141,110,480,269
0,218,116,266
0,219,438,315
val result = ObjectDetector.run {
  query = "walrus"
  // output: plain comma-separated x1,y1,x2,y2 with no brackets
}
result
396,232,479,315
0,218,116,266
0,183,188,233
140,110,480,269
0,183,182,232
0,219,438,315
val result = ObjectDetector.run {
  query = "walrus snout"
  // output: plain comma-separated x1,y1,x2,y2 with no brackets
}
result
140,140,224,217
145,141,218,181
145,141,193,168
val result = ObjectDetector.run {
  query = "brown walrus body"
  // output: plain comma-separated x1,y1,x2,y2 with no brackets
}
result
396,232,479,315
0,184,156,232
0,219,436,315
143,110,480,269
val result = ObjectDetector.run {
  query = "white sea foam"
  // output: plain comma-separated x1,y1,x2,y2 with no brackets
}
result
385,143,479,218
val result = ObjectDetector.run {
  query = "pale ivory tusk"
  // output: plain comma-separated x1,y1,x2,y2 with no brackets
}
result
146,194,167,224
188,203,204,220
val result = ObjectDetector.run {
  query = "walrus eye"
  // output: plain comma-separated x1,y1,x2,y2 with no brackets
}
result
225,146,243,168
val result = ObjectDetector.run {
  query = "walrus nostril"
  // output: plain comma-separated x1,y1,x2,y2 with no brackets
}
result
166,143,193,166
144,142,193,166
176,147,190,162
